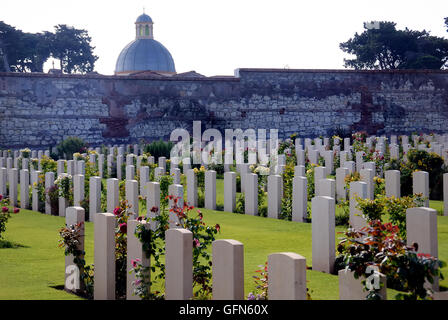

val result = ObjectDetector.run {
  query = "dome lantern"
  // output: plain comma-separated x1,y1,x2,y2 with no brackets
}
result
135,13,153,39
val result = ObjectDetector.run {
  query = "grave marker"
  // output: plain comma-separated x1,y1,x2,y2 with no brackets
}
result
292,176,307,222
312,196,335,273
89,176,102,222
94,212,116,300
268,252,307,300
212,239,244,300
224,171,236,213
349,181,367,230
165,228,193,300
413,171,429,207
20,169,29,209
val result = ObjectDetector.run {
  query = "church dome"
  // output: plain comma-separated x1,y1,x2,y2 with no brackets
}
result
115,39,175,74
115,12,176,75
136,13,153,23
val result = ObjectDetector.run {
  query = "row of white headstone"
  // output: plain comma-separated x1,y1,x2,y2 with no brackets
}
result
64,199,442,300
1,160,448,220
65,205,309,300
2,131,448,187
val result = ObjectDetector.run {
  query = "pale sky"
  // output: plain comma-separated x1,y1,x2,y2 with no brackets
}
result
1,0,447,76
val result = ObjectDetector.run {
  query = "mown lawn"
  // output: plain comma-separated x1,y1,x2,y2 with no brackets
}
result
1,196,447,300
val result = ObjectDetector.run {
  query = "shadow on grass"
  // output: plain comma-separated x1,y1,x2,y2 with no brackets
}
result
49,285,90,300
0,239,29,249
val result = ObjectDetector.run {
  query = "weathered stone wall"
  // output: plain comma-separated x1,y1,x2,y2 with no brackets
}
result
1,68,447,148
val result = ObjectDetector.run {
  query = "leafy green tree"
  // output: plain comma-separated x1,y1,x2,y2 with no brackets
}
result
0,22,52,73
0,21,24,72
340,21,448,70
50,24,98,74
20,32,52,72
0,21,97,74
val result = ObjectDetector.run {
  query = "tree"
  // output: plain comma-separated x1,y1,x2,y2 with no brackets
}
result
0,21,52,73
0,21,97,74
340,21,448,70
50,24,98,74
19,32,52,72
0,21,23,72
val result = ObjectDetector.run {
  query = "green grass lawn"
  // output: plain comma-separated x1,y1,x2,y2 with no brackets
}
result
1,194,447,300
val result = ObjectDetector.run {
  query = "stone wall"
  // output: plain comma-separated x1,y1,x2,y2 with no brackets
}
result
1,68,447,148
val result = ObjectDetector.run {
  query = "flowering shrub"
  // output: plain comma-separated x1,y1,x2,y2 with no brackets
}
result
373,176,385,197
58,221,94,299
406,149,446,200
305,163,318,201
132,197,220,299
142,162,155,180
30,158,39,171
333,151,340,171
249,165,269,217
386,149,447,200
247,261,312,300
332,135,343,147
158,174,174,210
366,150,386,176
235,193,245,214
280,164,294,220
352,131,368,153
247,262,268,300
344,171,361,197
0,195,20,240
169,197,220,298
278,139,297,165
335,220,445,300
114,200,134,299
46,185,59,215
40,155,57,173
130,258,153,299
20,148,31,158
193,166,206,207
34,173,46,212
55,173,73,204
335,199,350,226
356,194,425,238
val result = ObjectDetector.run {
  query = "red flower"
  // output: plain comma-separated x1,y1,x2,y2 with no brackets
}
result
193,238,200,248
0,194,3,200
119,223,127,234
2,207,8,213
137,216,143,221
13,208,19,214
150,206,159,213
131,258,141,268
113,207,122,216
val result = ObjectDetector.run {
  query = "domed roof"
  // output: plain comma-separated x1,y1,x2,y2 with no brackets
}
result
115,38,176,74
136,13,153,23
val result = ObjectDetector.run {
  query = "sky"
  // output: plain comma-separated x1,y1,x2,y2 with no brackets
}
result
1,0,447,76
